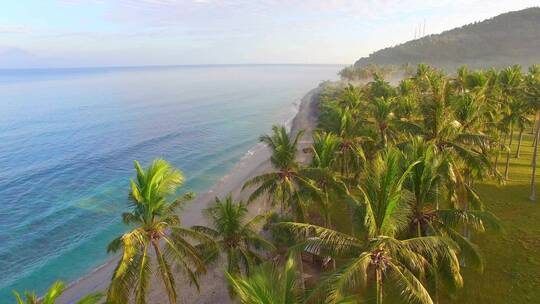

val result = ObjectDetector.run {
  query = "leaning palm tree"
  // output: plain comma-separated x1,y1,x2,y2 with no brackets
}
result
226,255,303,304
107,159,212,304
192,195,275,277
13,281,102,304
282,149,462,304
242,125,317,220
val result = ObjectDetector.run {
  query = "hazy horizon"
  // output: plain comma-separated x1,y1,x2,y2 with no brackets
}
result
1,1,538,69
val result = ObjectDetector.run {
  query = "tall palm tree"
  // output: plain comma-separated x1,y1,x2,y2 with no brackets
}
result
399,75,494,210
501,97,530,179
107,159,212,304
306,131,349,226
513,101,532,159
192,195,275,277
368,72,395,99
13,281,102,304
498,66,523,178
242,125,317,220
226,255,302,304
401,138,501,271
339,84,363,110
369,97,395,148
334,107,369,178
282,149,462,304
524,65,540,201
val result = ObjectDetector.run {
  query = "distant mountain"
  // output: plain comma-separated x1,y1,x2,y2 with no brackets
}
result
354,7,540,70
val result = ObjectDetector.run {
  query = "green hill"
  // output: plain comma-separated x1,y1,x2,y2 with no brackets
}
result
354,7,540,70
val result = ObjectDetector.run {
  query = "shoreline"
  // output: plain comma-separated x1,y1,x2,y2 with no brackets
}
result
58,85,322,303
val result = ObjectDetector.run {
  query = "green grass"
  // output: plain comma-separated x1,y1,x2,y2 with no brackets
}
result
452,131,540,303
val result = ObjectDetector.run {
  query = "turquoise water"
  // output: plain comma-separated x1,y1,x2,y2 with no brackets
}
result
0,65,340,300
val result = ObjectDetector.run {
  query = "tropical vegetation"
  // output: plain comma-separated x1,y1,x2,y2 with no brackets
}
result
12,62,540,304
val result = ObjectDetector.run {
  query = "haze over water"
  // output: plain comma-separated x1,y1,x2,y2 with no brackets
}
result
0,64,340,300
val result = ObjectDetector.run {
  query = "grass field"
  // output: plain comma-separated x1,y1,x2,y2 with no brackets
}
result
452,131,540,303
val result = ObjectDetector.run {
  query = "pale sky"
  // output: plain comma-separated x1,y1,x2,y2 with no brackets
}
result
0,0,539,68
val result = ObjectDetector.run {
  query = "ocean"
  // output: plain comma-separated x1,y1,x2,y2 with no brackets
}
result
0,64,340,300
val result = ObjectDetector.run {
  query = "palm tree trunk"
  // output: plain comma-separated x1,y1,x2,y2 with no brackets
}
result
435,184,439,210
281,187,286,215
515,129,524,158
376,269,383,304
495,132,507,173
504,126,514,180
530,114,540,201
298,253,306,298
344,150,349,177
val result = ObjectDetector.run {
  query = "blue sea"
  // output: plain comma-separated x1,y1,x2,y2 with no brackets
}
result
0,64,340,300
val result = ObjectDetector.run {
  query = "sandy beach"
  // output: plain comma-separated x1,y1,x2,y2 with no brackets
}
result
58,85,321,303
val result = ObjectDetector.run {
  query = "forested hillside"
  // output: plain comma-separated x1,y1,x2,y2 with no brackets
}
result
354,7,540,70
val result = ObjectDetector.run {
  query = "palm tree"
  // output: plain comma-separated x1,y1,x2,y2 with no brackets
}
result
524,65,540,201
107,159,212,304
501,97,530,179
192,195,275,277
13,281,102,304
306,131,349,226
339,84,363,110
369,97,395,148
226,255,302,304
282,149,462,304
498,66,523,178
242,125,317,220
513,102,532,158
401,138,501,271
399,74,494,211
368,72,395,99
334,107,369,178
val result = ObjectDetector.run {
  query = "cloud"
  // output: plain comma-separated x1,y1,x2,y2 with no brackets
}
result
0,25,32,34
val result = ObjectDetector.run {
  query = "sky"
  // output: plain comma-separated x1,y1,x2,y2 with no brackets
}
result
0,0,538,68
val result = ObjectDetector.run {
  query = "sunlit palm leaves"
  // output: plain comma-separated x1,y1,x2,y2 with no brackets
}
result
243,125,319,220
107,159,212,304
13,281,102,304
192,195,275,278
226,255,302,304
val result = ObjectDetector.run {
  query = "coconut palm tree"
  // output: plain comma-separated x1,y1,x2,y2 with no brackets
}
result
192,195,275,277
226,255,303,304
399,75,494,200
107,159,212,304
501,97,530,179
367,72,395,99
497,66,523,176
369,97,395,148
524,65,540,201
339,84,363,110
282,149,462,304
334,107,371,178
305,131,349,226
242,125,318,220
13,281,102,304
401,138,501,271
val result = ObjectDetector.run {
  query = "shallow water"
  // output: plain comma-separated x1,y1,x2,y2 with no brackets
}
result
0,64,340,299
